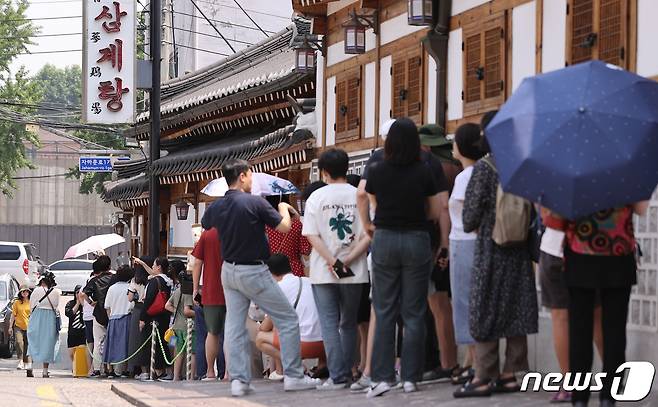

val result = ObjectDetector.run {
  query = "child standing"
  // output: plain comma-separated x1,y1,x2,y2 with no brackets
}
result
165,267,195,381
10,285,32,373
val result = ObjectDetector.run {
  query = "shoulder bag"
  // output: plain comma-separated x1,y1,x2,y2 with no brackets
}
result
146,276,169,317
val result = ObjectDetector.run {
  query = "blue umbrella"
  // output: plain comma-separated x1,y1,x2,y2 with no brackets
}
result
486,60,658,219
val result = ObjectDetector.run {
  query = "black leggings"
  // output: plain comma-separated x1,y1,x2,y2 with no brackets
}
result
568,285,631,403
148,314,171,371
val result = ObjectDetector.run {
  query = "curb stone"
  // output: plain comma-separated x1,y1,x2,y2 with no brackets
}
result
111,384,172,407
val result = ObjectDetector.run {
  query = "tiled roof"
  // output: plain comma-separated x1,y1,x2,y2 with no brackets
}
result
102,174,149,203
135,17,311,124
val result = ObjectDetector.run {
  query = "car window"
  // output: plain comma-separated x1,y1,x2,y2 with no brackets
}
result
0,282,7,301
23,245,36,261
0,245,20,261
50,261,93,271
8,280,16,299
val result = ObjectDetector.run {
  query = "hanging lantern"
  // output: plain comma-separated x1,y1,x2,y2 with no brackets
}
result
407,0,433,26
113,221,125,236
343,9,378,55
175,199,190,221
295,47,316,72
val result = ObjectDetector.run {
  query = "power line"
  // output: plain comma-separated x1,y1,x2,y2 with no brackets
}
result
162,40,228,56
10,49,81,55
187,0,236,53
232,0,268,37
153,8,276,34
1,15,81,22
12,173,71,180
0,32,81,39
162,24,253,46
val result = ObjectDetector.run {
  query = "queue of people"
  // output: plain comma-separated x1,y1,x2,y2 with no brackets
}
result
7,114,645,407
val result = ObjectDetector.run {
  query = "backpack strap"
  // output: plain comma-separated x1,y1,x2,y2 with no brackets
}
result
482,155,497,173
32,287,54,313
293,277,303,309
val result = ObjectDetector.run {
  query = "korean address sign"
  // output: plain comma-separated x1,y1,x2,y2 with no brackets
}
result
83,0,135,124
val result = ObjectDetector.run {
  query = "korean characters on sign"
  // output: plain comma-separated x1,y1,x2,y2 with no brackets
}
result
83,0,135,124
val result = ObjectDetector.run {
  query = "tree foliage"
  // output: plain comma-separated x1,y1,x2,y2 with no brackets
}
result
0,0,40,196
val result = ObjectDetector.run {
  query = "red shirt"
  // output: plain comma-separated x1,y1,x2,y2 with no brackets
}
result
266,219,311,277
192,228,225,305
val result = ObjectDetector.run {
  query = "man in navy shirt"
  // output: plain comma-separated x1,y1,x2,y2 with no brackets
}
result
201,159,320,396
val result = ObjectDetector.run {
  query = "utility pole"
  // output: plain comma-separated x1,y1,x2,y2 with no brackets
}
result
148,0,162,258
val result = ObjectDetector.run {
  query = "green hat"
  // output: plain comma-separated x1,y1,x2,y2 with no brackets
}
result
419,124,451,147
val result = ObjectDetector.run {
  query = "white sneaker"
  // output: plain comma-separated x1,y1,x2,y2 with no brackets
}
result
283,375,321,391
268,371,284,381
366,381,391,398
402,381,417,393
350,375,372,393
138,372,151,381
17,361,24,370
231,379,255,397
316,378,349,391
25,363,32,371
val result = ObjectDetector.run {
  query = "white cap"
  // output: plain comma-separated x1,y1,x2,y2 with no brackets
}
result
379,119,396,140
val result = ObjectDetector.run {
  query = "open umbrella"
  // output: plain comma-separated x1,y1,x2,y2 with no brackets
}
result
201,173,299,197
486,61,658,219
64,233,125,259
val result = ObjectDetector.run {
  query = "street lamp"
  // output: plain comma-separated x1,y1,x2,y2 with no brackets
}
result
343,9,378,55
292,35,324,73
175,199,190,221
407,0,434,26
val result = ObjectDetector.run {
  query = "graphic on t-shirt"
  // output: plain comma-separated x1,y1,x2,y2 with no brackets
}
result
329,208,355,241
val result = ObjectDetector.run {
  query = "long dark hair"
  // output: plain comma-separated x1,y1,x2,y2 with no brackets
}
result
154,257,169,276
133,256,152,285
384,118,420,166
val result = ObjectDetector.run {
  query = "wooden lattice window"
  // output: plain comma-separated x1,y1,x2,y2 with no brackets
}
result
462,12,506,117
567,0,628,67
335,67,361,142
391,47,423,125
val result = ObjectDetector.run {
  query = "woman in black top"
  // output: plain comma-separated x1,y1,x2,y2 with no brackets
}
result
364,118,442,395
65,285,87,370
139,257,173,380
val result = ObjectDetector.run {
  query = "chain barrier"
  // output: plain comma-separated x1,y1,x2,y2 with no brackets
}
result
85,333,153,366
153,325,188,366
186,318,194,381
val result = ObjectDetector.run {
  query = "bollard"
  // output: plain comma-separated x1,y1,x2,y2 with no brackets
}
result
149,321,158,381
186,318,194,381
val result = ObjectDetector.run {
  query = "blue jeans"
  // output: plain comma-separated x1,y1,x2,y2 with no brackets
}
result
312,284,362,383
194,305,225,379
222,262,304,383
370,229,432,383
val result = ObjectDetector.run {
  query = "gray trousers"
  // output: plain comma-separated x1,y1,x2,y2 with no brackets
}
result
221,262,304,383
475,336,529,380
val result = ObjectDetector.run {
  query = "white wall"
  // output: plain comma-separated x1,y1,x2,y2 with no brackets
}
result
637,0,658,77
327,0,358,14
326,75,337,147
426,56,437,123
512,1,537,92
315,52,325,148
542,0,566,73
169,205,197,248
380,12,426,46
364,62,377,138
327,41,350,67
452,0,489,16
379,55,392,129
447,28,463,121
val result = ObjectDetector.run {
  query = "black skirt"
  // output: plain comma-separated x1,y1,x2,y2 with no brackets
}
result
564,245,637,288
67,329,86,348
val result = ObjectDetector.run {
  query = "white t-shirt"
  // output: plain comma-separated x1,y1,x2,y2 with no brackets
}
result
302,183,368,285
104,281,133,318
449,166,477,241
540,227,565,258
82,300,94,321
29,286,61,310
278,274,322,342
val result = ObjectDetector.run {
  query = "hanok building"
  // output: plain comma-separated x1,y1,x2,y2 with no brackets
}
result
292,0,658,379
102,17,317,258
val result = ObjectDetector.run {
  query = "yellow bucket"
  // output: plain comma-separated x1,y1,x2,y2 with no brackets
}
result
73,345,89,378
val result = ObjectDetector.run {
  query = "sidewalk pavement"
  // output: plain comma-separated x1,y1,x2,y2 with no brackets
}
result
111,379,555,407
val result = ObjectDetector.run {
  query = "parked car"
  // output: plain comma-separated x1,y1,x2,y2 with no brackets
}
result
0,242,41,288
48,259,95,294
0,274,20,358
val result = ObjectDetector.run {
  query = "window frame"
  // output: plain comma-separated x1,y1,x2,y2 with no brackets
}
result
334,66,362,143
390,45,424,125
462,11,507,117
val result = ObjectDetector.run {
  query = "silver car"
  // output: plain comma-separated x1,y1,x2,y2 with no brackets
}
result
48,259,95,294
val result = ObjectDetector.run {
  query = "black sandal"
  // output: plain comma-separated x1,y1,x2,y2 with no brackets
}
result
492,376,521,393
453,378,493,398
451,367,475,385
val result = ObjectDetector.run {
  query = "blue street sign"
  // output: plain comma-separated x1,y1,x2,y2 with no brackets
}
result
79,156,113,172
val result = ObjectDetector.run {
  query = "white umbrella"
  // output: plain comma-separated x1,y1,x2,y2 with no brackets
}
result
64,233,125,259
201,173,299,197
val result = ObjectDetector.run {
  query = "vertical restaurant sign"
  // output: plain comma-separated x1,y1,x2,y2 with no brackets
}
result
82,0,136,124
